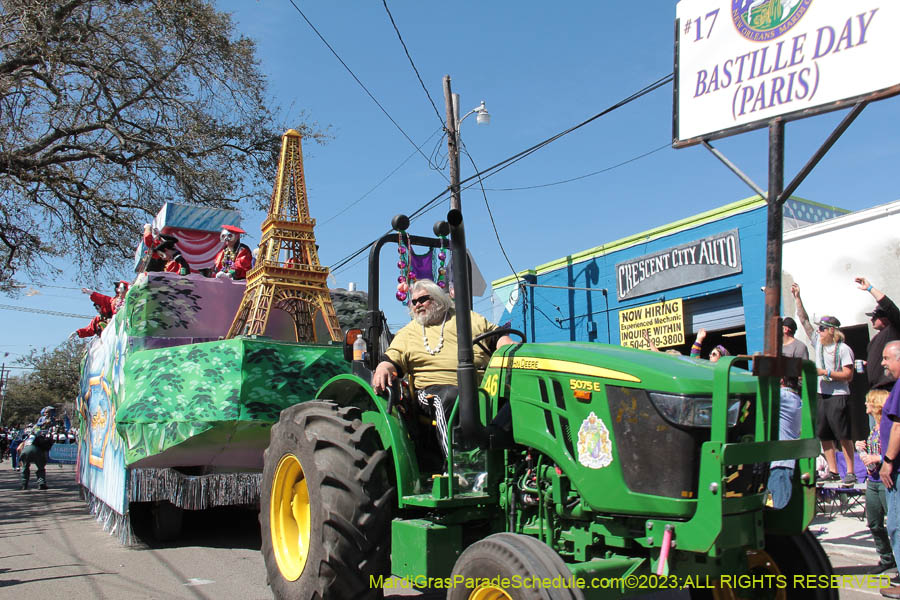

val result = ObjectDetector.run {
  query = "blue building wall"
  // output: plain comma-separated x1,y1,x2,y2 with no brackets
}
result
492,197,846,355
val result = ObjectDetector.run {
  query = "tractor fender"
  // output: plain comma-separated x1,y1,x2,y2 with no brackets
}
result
316,374,421,502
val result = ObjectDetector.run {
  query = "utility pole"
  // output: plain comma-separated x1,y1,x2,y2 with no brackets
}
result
443,75,462,211
763,120,785,357
0,363,6,427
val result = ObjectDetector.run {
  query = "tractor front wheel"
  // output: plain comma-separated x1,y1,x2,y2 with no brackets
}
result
764,530,837,600
447,533,584,600
260,401,393,599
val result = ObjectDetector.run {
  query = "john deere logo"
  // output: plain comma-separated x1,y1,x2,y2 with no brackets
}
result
732,0,812,42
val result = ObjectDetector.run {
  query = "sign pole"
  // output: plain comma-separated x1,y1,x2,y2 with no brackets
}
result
763,120,784,358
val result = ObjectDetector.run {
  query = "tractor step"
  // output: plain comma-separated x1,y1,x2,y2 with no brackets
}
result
401,491,491,508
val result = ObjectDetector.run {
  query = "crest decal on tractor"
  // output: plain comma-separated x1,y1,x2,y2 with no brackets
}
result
577,412,613,469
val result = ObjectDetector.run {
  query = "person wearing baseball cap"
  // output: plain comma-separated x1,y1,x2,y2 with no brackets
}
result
791,283,856,484
857,277,900,393
212,225,252,280
766,316,809,509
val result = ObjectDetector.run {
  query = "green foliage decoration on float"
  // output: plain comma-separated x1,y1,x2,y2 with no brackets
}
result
117,339,348,464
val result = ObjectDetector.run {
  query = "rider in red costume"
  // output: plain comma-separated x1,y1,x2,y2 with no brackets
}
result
213,225,252,280
155,235,191,275
81,280,130,315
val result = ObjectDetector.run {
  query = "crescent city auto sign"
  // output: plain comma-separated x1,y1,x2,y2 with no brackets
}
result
616,229,742,301
674,0,900,146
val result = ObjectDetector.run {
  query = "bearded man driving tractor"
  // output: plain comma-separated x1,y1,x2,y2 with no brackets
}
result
372,279,514,459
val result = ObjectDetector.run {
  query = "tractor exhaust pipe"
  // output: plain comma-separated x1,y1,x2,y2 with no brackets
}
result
447,208,482,445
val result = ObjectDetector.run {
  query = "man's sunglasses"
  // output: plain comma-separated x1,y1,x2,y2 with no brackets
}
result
410,295,432,306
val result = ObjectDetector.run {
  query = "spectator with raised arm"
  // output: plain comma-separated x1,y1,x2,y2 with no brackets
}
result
690,328,729,362
792,282,856,484
857,277,900,394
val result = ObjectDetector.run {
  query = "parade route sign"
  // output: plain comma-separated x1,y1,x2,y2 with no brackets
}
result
619,299,685,350
674,0,900,146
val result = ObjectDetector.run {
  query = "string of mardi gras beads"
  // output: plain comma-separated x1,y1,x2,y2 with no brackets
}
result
396,230,414,303
436,235,447,290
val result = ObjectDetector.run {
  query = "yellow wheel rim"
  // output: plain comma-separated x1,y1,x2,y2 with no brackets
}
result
469,585,513,600
711,549,786,600
270,453,311,581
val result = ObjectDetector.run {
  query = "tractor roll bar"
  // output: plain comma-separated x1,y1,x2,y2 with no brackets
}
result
447,209,483,445
362,215,467,372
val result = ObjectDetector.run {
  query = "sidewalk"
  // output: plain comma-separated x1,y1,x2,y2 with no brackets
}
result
812,495,891,572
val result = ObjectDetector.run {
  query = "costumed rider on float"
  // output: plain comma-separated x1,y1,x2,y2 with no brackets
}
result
212,225,252,280
71,299,114,339
154,235,190,275
371,279,514,484
80,280,130,316
142,223,168,272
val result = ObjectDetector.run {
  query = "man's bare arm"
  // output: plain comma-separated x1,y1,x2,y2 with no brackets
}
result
791,283,814,339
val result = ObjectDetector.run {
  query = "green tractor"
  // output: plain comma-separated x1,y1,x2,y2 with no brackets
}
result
259,210,833,599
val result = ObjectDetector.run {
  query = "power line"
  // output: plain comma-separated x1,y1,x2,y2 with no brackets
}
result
4,365,80,373
319,128,442,227
485,142,670,191
20,282,83,291
408,73,674,221
329,73,673,273
461,144,521,291
285,0,443,173
0,304,93,319
381,0,444,127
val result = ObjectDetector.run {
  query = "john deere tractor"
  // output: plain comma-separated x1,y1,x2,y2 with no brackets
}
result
260,211,833,599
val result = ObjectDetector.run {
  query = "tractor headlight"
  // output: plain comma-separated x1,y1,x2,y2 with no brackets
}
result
648,392,743,428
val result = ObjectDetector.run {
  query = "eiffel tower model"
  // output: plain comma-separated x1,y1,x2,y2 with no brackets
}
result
226,130,342,342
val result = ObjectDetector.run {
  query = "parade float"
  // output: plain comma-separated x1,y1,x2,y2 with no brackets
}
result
76,130,351,541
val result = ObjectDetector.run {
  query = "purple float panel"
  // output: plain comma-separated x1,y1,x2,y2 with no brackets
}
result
126,272,297,346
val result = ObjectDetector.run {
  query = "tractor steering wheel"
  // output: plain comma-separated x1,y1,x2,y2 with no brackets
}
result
472,327,526,355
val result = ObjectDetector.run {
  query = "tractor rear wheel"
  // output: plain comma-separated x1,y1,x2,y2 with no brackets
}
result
692,530,836,600
447,532,584,600
764,530,837,600
260,401,393,599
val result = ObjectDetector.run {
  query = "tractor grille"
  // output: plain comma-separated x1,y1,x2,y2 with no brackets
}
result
536,377,576,462
607,386,764,499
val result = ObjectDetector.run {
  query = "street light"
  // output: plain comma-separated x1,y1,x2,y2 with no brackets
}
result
443,76,490,211
454,97,491,130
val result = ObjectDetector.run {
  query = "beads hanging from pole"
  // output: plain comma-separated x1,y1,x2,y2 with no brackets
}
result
396,230,412,303
436,236,448,289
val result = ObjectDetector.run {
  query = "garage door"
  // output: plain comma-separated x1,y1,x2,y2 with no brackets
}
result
684,290,744,334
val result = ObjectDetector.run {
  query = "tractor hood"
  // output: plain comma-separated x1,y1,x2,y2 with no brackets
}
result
483,341,762,518
487,341,757,396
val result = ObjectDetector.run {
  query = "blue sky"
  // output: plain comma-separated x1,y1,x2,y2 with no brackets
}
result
3,1,899,370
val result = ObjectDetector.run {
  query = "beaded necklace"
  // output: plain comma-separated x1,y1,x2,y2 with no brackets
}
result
222,247,236,271
422,314,448,355
817,337,841,372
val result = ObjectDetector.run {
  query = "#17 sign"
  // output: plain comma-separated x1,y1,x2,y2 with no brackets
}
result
674,0,900,146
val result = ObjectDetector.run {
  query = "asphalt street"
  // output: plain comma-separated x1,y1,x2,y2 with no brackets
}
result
0,462,893,599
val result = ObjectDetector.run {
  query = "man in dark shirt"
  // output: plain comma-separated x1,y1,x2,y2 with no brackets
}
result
767,317,810,508
857,278,900,393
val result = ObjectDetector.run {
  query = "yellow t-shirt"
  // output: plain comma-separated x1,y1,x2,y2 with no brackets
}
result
384,311,497,389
